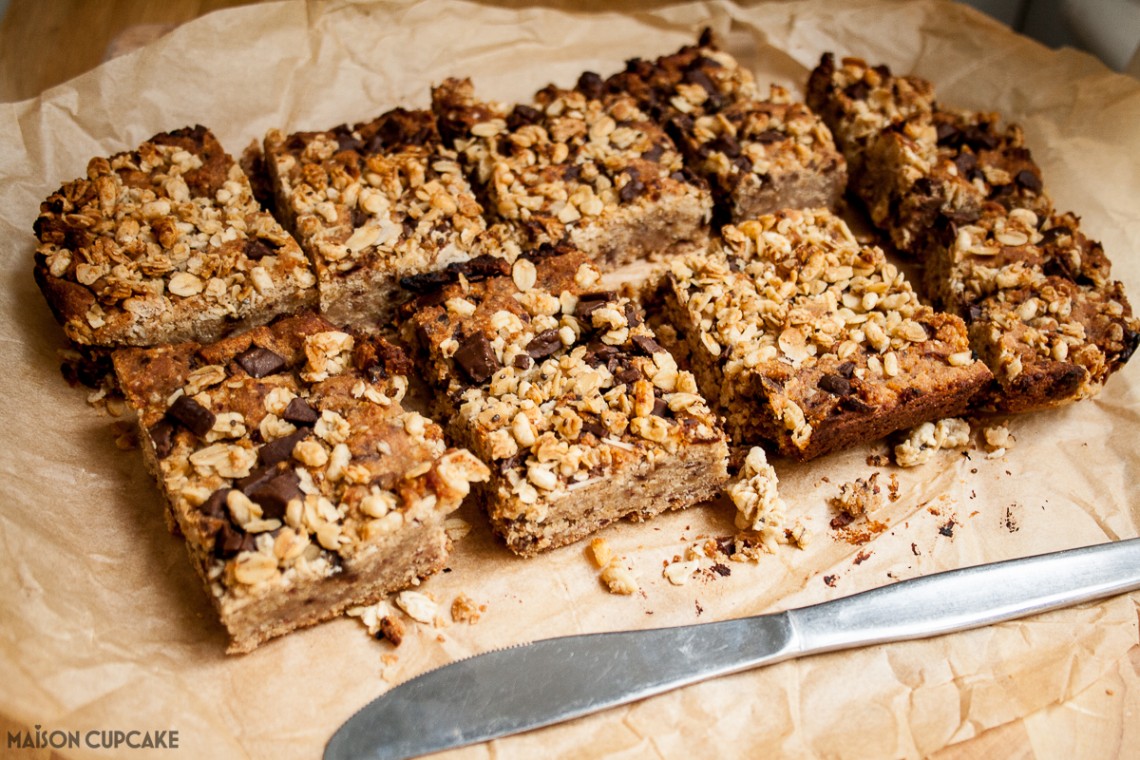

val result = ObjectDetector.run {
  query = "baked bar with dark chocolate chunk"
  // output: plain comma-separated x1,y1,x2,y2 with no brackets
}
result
925,205,1139,412
603,37,846,221
406,246,729,556
33,125,316,347
431,77,711,268
113,312,489,653
654,208,992,461
263,108,488,326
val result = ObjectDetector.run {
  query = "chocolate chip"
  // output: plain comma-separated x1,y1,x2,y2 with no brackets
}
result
623,302,643,327
257,428,310,468
631,334,664,356
526,330,562,360
841,395,872,413
682,67,718,98
453,334,499,384
513,354,533,370
246,472,303,520
873,64,892,78
1015,169,1043,193
753,129,785,145
708,134,741,157
818,374,851,396
165,395,215,438
577,71,605,100
584,342,618,367
282,397,319,425
236,346,286,378
244,238,275,260
954,152,978,176
643,143,665,162
837,361,856,378
651,397,669,418
236,464,277,495
149,419,175,458
936,122,958,144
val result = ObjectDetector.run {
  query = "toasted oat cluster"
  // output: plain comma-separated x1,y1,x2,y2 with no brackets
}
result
654,208,992,460
604,36,846,220
113,313,489,653
808,54,1139,411
407,248,729,555
263,109,488,325
33,126,317,347
432,77,712,267
726,446,789,552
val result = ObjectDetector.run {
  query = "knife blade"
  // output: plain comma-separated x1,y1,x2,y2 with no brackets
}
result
326,538,1140,760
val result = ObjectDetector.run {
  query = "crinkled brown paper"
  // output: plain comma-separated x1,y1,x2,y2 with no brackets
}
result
1,1,1137,757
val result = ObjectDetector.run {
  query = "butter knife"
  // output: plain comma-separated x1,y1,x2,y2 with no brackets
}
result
326,538,1140,760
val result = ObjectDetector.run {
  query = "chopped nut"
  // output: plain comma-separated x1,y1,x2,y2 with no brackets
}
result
589,537,613,568
600,559,639,595
450,593,484,625
395,590,438,624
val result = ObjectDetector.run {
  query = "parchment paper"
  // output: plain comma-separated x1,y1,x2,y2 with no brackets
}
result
2,1,1138,758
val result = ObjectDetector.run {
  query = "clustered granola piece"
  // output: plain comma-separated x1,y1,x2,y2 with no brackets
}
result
263,108,489,325
33,126,317,348
431,77,712,268
406,247,729,555
653,207,992,461
893,417,971,467
726,446,790,553
808,54,1139,412
603,34,846,221
113,312,489,653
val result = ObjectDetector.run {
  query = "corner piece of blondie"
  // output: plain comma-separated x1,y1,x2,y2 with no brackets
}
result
113,312,488,653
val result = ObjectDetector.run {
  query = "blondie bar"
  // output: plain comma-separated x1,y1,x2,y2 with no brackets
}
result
33,126,316,347
654,208,991,460
113,313,489,652
405,247,729,555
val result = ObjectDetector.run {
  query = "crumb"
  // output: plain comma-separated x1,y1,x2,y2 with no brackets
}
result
853,550,871,565
831,473,882,523
600,557,638,595
695,600,704,616
983,422,1014,459
939,518,957,537
443,517,472,542
887,473,900,502
894,418,971,467
823,574,838,587
379,615,405,646
663,558,700,586
589,537,613,568
866,453,888,467
450,593,484,625
727,446,803,553
911,542,920,556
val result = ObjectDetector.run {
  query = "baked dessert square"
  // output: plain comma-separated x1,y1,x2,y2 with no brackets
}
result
603,37,846,221
263,108,487,326
113,312,489,653
925,205,1139,412
653,208,992,461
405,246,729,556
431,77,712,268
33,125,317,347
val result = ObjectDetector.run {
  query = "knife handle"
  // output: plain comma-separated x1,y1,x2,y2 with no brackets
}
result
788,538,1140,655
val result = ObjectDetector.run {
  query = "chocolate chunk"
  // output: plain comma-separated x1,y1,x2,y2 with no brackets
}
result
574,292,615,321
623,302,643,327
246,472,303,520
841,395,872,414
258,428,310,468
236,464,277,495
236,346,286,378
513,354,533,370
682,67,719,99
631,334,664,356
708,134,741,157
244,237,275,260
584,342,618,367
843,80,870,101
580,419,607,439
577,71,605,101
618,173,647,203
614,364,642,387
651,397,670,418
643,143,665,162
149,419,175,458
508,104,542,131
453,334,499,384
1015,169,1043,193
165,395,216,438
837,361,856,378
936,121,958,144
354,336,414,381
200,487,231,520
698,27,715,47
214,521,256,559
283,397,319,425
818,373,851,396
563,163,582,182
953,152,978,176
333,127,364,154
872,64,893,78
753,129,785,144
526,330,562,360
400,254,510,294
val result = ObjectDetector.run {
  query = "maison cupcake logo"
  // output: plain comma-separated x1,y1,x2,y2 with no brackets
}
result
7,725,180,751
